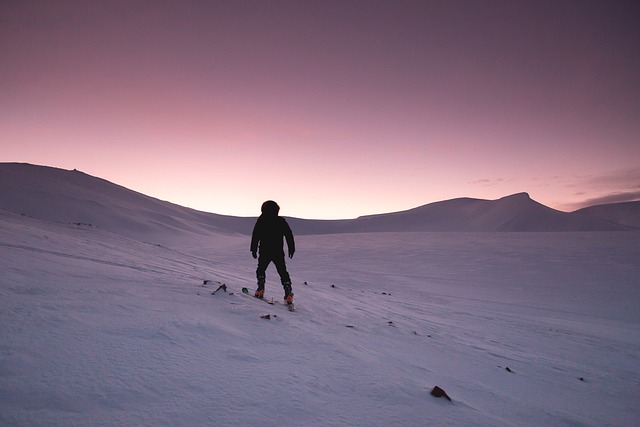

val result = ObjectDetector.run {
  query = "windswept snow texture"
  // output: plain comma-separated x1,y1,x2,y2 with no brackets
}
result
1,211,639,426
1,163,640,425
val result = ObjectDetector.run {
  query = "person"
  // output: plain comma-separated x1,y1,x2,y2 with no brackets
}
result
250,200,295,305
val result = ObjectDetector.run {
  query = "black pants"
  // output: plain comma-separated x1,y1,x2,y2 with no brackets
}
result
256,252,291,287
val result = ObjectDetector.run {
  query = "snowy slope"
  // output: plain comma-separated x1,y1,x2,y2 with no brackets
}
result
575,201,640,229
0,163,254,245
2,196,639,425
1,163,635,235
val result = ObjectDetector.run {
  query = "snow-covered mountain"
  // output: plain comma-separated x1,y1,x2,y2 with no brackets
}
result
0,163,254,245
575,201,640,229
306,192,633,232
2,162,639,426
1,163,636,236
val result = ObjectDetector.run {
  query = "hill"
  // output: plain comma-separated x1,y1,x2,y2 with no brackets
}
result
0,163,253,245
313,192,632,232
575,201,640,229
0,163,635,239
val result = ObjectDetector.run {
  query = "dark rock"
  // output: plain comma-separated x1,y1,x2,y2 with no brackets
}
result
431,386,452,401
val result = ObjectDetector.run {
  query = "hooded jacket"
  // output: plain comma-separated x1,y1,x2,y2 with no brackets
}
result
250,201,295,256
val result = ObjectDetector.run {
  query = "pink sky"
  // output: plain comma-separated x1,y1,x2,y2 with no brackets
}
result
2,0,639,219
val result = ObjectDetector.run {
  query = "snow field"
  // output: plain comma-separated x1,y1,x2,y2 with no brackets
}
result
1,210,639,426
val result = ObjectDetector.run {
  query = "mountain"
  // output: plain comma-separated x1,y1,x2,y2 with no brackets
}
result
574,201,640,229
330,192,634,232
0,163,635,239
0,163,254,245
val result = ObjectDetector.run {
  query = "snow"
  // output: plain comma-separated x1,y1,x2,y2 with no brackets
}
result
576,201,640,229
1,164,634,236
1,164,639,425
345,193,633,232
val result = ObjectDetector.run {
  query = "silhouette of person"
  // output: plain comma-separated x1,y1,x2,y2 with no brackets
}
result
250,200,295,304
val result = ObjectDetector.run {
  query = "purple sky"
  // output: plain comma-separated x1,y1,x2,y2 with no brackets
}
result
2,0,639,218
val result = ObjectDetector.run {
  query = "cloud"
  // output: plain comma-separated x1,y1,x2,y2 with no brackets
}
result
469,178,505,187
573,191,640,209
564,168,640,210
583,168,640,189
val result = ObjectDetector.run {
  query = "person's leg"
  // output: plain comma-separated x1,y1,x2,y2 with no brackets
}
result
255,254,271,297
273,253,292,301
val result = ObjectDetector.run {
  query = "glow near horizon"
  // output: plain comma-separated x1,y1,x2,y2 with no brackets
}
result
1,1,639,219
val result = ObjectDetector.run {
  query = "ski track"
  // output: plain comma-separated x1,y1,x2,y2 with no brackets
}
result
1,213,639,426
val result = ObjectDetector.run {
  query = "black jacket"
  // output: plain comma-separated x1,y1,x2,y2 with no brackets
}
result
250,214,295,256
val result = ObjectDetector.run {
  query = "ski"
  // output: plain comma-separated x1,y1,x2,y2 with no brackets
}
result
241,287,274,304
242,287,295,311
276,299,296,312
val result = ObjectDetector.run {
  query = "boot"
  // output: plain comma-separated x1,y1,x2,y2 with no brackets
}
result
255,276,265,299
283,282,293,305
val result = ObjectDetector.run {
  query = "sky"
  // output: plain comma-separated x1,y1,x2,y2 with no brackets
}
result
2,0,639,219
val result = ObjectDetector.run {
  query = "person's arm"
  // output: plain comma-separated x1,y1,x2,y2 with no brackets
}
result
283,219,295,258
250,220,260,258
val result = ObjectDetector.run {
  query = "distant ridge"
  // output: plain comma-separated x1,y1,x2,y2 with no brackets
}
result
0,163,636,241
575,201,640,229
289,192,632,233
